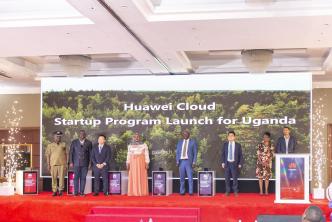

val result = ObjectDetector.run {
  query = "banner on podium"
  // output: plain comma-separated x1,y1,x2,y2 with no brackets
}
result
153,172,166,195
67,171,75,194
109,172,122,194
275,154,310,203
198,171,215,196
23,171,38,194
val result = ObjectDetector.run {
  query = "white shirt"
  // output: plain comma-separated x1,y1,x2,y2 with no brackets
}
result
227,141,235,162
181,139,190,159
284,136,289,154
98,144,103,153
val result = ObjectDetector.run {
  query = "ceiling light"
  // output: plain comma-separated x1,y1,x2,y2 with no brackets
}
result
241,49,273,73
59,55,91,77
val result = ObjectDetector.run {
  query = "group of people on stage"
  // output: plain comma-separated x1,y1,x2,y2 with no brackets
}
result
45,126,296,197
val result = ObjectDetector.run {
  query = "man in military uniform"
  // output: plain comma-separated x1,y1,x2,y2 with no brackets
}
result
45,131,67,196
69,130,92,196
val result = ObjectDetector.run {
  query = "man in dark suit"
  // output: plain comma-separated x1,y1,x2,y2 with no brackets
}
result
69,130,92,196
91,134,111,196
221,131,244,196
176,130,198,196
276,126,296,154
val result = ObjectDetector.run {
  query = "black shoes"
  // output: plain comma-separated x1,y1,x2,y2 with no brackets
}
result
80,193,85,197
74,193,79,196
58,191,63,196
225,192,230,196
52,192,57,197
93,193,99,196
189,193,194,196
180,193,185,196
104,192,109,196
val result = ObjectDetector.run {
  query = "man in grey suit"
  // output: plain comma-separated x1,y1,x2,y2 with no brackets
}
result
69,130,92,196
91,134,111,196
276,126,296,154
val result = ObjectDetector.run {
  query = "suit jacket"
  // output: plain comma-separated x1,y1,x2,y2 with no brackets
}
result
276,136,296,153
91,143,111,170
69,139,92,167
176,139,198,165
221,141,244,167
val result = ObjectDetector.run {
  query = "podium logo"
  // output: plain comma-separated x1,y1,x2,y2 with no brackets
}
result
288,162,297,169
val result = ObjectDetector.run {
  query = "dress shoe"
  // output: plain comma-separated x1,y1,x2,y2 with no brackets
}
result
225,192,230,196
74,193,79,196
180,193,185,196
104,192,109,196
234,192,239,197
52,192,57,197
80,193,85,197
58,191,63,196
189,193,194,196
93,193,99,196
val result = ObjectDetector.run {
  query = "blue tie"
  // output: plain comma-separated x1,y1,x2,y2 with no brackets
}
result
228,142,233,161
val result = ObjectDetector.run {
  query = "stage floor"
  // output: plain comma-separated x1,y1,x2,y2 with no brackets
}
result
0,193,330,222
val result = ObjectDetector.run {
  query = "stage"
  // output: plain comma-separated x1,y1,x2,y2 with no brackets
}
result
0,193,330,222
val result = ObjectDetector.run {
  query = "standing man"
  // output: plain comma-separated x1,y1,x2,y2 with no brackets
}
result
45,131,67,196
91,134,111,196
276,126,296,154
176,130,198,196
69,130,92,196
221,131,244,197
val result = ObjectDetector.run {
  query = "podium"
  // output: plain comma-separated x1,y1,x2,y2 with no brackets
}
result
275,154,310,203
198,171,215,196
108,171,128,195
16,170,38,195
152,171,173,196
67,170,92,195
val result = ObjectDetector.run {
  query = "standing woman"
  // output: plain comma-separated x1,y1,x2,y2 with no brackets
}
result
126,132,150,196
256,132,275,195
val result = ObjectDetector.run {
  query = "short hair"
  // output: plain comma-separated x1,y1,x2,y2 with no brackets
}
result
283,126,290,130
228,131,236,136
98,134,106,140
264,132,271,137
303,206,324,222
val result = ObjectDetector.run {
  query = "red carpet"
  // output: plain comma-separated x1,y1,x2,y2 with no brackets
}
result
0,193,330,222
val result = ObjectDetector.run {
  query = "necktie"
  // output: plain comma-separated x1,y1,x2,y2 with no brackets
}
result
228,142,233,161
182,140,188,158
99,146,102,154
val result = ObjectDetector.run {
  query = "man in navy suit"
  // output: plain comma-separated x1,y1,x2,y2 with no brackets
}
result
221,131,244,196
91,134,111,196
176,130,198,196
276,126,296,154
69,130,92,196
